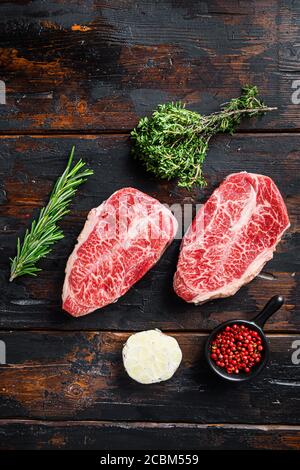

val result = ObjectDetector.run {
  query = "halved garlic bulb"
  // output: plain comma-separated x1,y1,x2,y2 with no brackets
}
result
123,329,182,384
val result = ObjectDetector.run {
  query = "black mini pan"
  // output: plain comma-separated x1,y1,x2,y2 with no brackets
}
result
205,295,285,382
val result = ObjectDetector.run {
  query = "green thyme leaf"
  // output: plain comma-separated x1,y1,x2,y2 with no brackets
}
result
131,85,276,189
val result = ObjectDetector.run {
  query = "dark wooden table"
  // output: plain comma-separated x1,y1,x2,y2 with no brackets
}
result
0,0,299,451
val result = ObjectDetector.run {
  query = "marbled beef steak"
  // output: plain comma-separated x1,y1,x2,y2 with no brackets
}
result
174,172,290,304
63,188,178,316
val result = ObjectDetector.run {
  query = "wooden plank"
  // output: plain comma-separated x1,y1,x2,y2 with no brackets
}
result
0,134,298,331
0,0,297,131
279,0,300,72
0,331,299,423
1,420,300,450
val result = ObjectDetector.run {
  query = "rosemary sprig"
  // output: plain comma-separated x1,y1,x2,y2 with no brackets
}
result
131,85,277,189
10,146,93,281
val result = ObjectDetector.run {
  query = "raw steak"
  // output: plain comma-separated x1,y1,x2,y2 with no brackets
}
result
63,187,178,316
174,172,290,304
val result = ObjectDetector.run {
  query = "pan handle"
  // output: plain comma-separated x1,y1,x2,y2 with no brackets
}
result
252,295,284,329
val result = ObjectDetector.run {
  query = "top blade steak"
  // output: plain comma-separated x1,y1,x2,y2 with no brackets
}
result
63,187,178,316
174,172,290,303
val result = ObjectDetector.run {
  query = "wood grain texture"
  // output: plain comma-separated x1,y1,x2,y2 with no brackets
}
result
0,331,299,423
0,0,297,131
1,420,300,450
1,0,300,451
0,134,298,331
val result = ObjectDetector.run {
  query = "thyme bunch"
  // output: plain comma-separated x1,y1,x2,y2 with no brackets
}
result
131,85,276,189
